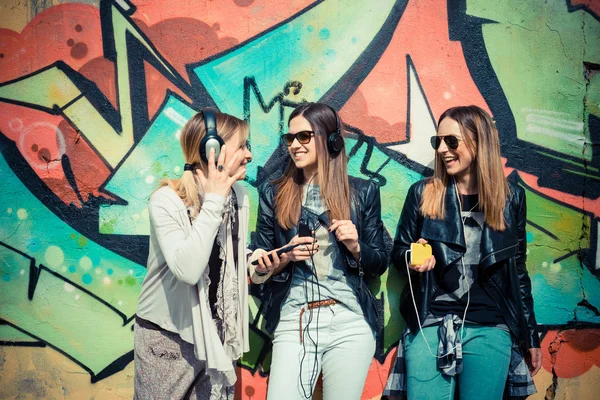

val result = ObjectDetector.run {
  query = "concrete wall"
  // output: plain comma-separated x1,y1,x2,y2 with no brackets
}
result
0,0,598,399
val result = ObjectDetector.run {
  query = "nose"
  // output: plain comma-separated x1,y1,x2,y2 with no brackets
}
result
245,147,252,163
437,137,448,153
290,138,302,149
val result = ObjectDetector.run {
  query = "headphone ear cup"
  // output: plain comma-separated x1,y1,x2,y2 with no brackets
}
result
325,105,343,157
327,130,344,156
200,135,224,163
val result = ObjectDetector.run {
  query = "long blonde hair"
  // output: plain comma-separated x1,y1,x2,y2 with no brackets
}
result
274,103,351,229
159,110,249,218
421,105,509,231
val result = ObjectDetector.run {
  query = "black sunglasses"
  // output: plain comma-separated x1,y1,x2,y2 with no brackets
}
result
283,131,314,146
430,135,463,150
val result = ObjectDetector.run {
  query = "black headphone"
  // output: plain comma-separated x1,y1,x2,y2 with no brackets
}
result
325,105,344,157
199,108,224,163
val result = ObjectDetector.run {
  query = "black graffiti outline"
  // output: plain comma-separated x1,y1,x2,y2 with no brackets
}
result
1,0,598,384
448,0,600,200
567,0,600,22
0,240,135,382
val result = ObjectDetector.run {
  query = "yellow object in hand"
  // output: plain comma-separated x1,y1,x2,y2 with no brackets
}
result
410,243,432,265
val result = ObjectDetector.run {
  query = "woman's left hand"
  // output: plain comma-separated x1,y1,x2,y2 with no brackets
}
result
527,348,542,377
329,219,360,255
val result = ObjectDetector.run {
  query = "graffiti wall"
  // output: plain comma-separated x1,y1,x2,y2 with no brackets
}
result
0,0,598,398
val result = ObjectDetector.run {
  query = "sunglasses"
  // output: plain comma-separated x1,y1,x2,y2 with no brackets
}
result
283,131,314,146
430,135,463,150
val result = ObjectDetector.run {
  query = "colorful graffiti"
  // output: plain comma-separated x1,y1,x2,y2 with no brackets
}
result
0,0,598,398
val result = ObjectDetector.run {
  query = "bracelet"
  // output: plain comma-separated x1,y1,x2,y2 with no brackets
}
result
255,267,270,276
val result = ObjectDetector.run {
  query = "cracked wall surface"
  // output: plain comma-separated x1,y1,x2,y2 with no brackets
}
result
0,0,598,399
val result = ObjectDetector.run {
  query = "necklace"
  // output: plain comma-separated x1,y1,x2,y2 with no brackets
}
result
465,201,479,213
460,195,479,225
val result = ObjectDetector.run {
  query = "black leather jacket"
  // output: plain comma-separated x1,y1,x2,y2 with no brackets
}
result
254,176,389,335
393,178,540,350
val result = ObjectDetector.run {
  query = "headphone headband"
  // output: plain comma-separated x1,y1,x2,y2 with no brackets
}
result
202,108,218,138
199,108,224,163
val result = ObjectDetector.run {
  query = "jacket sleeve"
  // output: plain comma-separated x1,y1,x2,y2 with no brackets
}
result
353,180,388,277
250,183,288,283
149,191,224,286
391,182,421,275
255,183,276,252
515,186,540,348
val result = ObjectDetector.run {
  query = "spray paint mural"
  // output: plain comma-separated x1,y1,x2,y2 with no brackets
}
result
0,0,598,398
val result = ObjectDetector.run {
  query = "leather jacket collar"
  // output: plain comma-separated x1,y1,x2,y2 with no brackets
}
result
421,179,519,272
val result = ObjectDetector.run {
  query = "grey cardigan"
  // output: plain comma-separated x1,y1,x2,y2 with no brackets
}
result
136,183,250,390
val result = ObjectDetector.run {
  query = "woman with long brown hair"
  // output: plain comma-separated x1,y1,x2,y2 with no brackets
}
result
134,109,252,399
383,105,542,399
248,102,388,399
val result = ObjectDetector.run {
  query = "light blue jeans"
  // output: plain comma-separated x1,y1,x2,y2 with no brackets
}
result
267,303,375,400
405,324,512,400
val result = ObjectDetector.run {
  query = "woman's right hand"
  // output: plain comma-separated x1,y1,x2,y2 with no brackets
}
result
254,235,318,275
409,238,436,272
286,235,319,262
254,249,289,275
196,146,244,198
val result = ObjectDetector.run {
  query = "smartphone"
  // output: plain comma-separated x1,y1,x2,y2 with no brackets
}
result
410,243,432,265
251,243,301,265
298,220,312,237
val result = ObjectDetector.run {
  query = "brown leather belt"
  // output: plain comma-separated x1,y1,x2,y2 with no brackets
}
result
299,299,339,343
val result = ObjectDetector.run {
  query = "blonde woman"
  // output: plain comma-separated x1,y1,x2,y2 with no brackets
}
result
134,109,252,399
384,106,541,400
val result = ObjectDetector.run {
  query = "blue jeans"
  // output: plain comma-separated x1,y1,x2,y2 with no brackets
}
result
267,303,375,400
405,324,511,400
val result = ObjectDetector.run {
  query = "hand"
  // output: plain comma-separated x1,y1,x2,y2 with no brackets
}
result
254,249,290,275
329,219,359,254
527,348,542,377
287,235,319,262
409,238,436,272
196,145,244,198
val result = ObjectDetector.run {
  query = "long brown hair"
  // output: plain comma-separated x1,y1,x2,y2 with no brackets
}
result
274,103,351,229
158,110,249,218
421,105,510,231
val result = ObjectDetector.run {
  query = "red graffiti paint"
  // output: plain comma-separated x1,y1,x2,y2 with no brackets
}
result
0,5,103,83
542,329,600,378
0,1,314,206
0,103,112,206
503,159,600,218
569,0,600,17
341,0,489,144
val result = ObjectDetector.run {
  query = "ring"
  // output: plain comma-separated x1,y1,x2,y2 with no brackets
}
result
300,245,307,251
217,164,224,172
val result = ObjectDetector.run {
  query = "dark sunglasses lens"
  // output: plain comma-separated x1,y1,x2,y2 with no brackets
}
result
297,132,312,144
283,134,294,146
445,136,459,149
431,136,460,150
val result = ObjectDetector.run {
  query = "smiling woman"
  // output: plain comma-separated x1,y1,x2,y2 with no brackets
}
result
248,102,389,400
384,105,542,400
134,109,253,399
